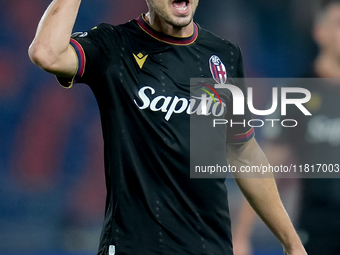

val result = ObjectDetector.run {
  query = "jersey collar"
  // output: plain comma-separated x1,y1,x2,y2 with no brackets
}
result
136,14,198,46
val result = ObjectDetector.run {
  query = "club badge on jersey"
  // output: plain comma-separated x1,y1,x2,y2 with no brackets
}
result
209,55,227,84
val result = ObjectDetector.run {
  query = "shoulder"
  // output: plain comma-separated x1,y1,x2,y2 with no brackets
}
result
71,20,139,41
196,24,240,53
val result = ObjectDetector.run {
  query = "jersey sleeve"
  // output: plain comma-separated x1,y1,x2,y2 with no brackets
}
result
56,23,116,88
226,46,255,145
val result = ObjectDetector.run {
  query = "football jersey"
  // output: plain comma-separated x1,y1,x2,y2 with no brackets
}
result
57,14,254,255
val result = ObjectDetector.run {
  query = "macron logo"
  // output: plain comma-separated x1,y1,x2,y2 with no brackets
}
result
133,53,148,69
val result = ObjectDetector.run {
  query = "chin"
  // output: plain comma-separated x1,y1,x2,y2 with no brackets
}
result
169,16,193,28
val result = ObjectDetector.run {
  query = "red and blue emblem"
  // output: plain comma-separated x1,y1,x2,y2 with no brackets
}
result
209,55,227,84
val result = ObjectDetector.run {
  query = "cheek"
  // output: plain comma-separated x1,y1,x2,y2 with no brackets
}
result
152,0,166,11
192,1,199,13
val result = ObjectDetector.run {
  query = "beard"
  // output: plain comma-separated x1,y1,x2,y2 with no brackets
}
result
146,0,197,28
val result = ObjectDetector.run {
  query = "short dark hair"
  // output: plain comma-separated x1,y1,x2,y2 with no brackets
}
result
315,0,340,23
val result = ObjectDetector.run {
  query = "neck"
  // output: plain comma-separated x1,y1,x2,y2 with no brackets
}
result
314,51,340,78
145,12,194,37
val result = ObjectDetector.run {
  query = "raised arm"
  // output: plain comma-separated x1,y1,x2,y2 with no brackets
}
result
227,139,306,255
28,0,81,78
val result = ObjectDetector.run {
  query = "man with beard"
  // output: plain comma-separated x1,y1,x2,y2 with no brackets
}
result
29,1,306,254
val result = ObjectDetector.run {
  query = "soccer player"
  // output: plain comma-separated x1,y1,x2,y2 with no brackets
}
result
233,1,340,255
28,1,307,255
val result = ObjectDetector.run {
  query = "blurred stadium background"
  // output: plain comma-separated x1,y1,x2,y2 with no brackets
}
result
0,0,319,254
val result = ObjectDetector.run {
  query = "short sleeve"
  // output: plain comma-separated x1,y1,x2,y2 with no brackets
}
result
226,46,255,144
56,23,116,88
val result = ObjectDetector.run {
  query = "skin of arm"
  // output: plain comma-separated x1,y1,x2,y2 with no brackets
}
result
233,142,297,255
232,199,256,255
227,138,306,255
28,0,81,77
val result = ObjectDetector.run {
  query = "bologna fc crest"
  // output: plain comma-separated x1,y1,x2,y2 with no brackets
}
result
209,55,227,84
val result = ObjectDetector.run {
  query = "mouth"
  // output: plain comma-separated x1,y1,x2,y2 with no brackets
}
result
172,0,190,13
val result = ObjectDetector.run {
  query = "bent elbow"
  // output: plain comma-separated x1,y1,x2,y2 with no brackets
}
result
28,43,58,73
28,43,43,66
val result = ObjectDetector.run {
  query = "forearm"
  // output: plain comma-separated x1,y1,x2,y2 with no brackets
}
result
232,199,256,255
228,140,305,253
233,199,256,241
235,178,302,251
29,0,81,73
